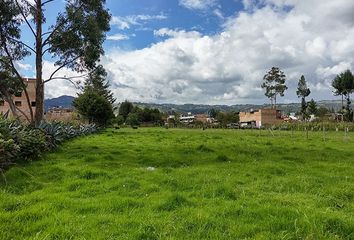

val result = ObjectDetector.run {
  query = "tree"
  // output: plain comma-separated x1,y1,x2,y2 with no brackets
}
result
126,112,140,127
216,111,239,127
307,99,317,116
332,74,345,111
119,100,134,121
84,65,115,105
262,67,288,109
317,107,330,119
0,0,110,125
73,89,113,125
208,108,218,118
332,70,354,121
296,75,311,119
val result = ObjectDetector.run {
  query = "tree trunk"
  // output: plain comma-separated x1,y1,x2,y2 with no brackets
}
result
1,91,18,119
34,0,44,126
274,94,277,109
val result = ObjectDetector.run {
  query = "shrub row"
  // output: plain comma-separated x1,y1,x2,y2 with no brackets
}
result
0,119,98,171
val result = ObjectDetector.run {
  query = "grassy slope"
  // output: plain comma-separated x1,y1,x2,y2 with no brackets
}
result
0,128,353,239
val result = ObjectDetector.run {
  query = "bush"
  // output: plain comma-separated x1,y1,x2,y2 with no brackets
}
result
0,118,99,171
126,113,140,127
14,128,46,160
0,135,19,169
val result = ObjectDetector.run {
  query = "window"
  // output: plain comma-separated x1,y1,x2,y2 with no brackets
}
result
31,101,36,107
14,91,22,97
0,100,4,106
15,101,22,107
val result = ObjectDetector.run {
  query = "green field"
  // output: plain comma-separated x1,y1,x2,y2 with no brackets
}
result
0,128,353,239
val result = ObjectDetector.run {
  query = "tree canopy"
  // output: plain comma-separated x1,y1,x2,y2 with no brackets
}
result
261,67,287,109
332,70,354,121
296,75,311,119
0,0,111,125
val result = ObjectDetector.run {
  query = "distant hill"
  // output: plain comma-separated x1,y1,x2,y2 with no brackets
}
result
46,95,343,114
45,95,75,111
132,100,343,114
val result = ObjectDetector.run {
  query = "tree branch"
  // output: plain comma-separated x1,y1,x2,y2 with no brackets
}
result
44,73,88,84
15,105,31,122
42,0,55,6
15,0,37,38
7,37,36,54
45,56,81,81
42,3,84,47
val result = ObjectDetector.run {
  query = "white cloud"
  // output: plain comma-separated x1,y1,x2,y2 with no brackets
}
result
111,14,167,30
179,0,217,10
98,0,354,105
15,62,33,71
107,33,129,41
42,61,83,99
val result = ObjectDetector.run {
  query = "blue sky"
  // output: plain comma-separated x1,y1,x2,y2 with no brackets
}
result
104,0,242,50
18,0,354,104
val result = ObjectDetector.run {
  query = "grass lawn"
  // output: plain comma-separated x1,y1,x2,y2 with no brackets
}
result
0,128,353,239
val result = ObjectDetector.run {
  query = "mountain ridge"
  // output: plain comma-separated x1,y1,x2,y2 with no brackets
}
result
45,95,343,114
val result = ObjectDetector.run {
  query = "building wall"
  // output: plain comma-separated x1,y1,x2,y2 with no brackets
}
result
0,78,36,120
195,114,208,123
239,109,282,127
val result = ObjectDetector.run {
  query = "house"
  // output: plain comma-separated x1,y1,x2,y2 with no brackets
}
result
239,108,282,128
180,112,195,123
195,114,209,123
0,78,36,120
45,107,75,122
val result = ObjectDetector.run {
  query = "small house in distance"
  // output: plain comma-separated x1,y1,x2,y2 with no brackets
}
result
45,107,75,122
239,108,282,128
180,112,195,123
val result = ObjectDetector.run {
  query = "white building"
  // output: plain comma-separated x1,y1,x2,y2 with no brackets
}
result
180,112,195,123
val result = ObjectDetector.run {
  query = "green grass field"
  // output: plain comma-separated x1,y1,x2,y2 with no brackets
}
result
0,128,353,239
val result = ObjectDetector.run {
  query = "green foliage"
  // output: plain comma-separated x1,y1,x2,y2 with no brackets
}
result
296,75,311,118
332,70,354,121
84,65,116,105
113,115,125,126
118,102,163,125
216,111,239,126
38,121,98,149
118,100,134,121
208,108,218,118
14,128,46,160
48,0,111,71
126,112,140,127
307,99,318,115
262,67,288,108
0,135,19,169
73,90,114,125
0,118,98,171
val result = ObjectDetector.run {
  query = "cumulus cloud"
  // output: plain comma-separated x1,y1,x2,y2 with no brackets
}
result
179,0,217,10
42,61,83,99
111,14,167,30
44,0,354,105
99,0,354,105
